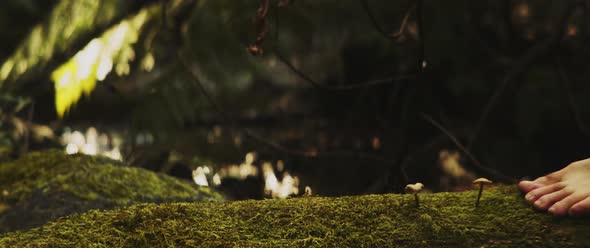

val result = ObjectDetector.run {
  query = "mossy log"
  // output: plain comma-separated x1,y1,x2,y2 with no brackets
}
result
0,186,588,247
0,150,222,233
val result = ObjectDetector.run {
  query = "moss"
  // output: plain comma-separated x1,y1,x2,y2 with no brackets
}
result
0,185,588,247
0,150,222,233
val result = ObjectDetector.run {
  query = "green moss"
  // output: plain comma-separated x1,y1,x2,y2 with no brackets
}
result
0,185,588,247
0,150,222,233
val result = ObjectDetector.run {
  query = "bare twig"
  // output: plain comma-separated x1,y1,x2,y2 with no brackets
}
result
421,114,514,181
248,0,270,56
391,4,416,40
277,52,414,90
274,52,324,89
467,0,580,150
272,11,415,90
359,0,394,40
178,51,395,164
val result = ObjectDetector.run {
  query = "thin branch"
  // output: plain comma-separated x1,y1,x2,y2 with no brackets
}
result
178,57,224,116
277,53,414,90
391,4,416,40
421,114,514,181
467,0,580,150
178,51,395,163
274,52,324,89
248,0,271,56
359,0,394,40
272,16,415,90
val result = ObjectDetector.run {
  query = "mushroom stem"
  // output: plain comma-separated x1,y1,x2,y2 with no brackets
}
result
475,183,483,207
405,183,424,208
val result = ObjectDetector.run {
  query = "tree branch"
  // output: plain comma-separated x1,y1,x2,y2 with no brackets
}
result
391,4,416,40
178,51,395,164
467,0,581,150
421,114,514,181
359,0,394,41
272,4,415,91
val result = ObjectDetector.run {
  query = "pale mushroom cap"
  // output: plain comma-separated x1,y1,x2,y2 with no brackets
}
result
472,178,492,184
404,183,424,194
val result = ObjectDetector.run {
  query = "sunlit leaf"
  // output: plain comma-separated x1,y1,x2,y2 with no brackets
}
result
50,8,156,117
0,0,127,85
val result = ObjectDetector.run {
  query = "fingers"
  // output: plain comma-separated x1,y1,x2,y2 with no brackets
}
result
569,196,590,216
547,193,588,216
532,188,573,210
524,182,566,203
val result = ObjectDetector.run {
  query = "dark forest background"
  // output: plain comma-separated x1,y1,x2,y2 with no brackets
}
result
0,0,589,199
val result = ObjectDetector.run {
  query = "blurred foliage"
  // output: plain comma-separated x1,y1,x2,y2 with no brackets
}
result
51,7,156,117
0,0,57,62
0,0,155,91
0,0,590,193
0,93,32,159
129,0,411,138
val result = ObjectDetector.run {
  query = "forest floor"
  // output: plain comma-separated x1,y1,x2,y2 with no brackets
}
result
0,184,588,247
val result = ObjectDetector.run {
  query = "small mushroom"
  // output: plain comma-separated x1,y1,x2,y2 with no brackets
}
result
404,183,424,207
473,178,492,207
304,186,313,197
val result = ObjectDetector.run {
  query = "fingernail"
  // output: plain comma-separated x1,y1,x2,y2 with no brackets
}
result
549,206,556,214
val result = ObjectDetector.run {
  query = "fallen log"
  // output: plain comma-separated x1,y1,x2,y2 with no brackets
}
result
1,185,588,247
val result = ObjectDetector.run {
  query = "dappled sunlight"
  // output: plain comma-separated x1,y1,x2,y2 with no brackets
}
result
51,8,154,117
192,152,303,199
439,150,466,178
0,0,138,86
438,150,476,191
61,127,123,161
192,166,211,186
263,161,300,198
